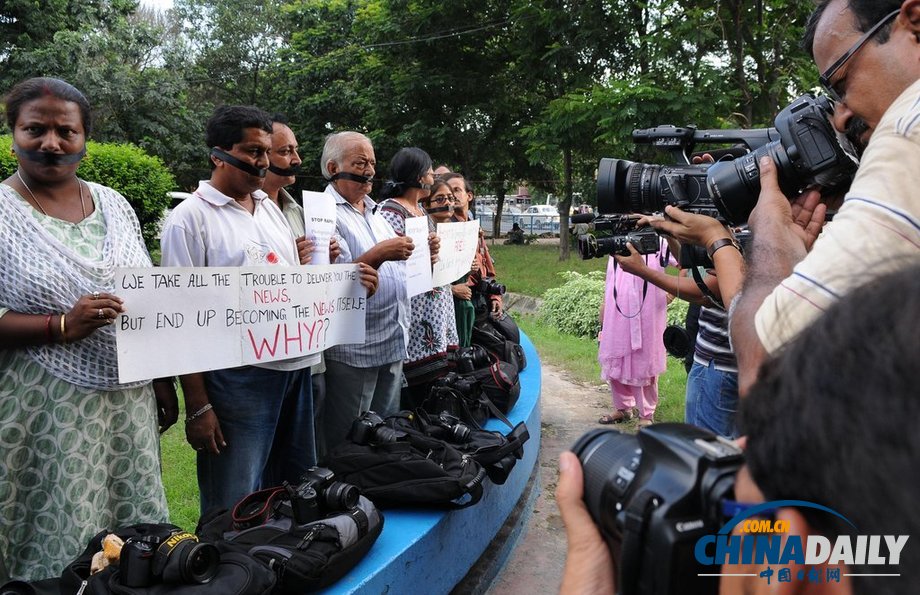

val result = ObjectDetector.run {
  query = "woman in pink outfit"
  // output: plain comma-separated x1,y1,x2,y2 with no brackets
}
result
597,241,670,427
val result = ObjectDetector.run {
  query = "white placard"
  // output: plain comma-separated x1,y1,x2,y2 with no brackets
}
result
115,265,367,383
405,216,433,297
302,191,337,265
432,220,480,286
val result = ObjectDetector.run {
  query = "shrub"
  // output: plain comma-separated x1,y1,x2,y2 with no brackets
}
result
667,297,689,326
540,269,695,339
540,270,606,338
0,135,174,252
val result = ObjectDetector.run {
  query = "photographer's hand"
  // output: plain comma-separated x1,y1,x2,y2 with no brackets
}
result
558,452,615,595
649,206,731,249
612,243,649,275
748,156,825,252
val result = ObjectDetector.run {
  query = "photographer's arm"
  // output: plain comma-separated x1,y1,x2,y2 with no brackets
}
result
558,452,615,595
614,244,714,306
731,157,825,396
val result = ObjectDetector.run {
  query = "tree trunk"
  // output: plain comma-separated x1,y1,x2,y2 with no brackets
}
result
558,147,573,261
493,184,506,242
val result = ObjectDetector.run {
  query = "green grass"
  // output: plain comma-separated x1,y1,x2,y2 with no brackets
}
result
487,243,608,297
160,399,200,532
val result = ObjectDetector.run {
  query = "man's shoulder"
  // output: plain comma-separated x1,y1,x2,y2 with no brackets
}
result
878,78,920,140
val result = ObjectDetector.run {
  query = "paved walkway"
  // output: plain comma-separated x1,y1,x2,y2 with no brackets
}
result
487,363,616,594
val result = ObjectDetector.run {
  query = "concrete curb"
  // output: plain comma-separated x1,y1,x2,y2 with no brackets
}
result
504,292,542,317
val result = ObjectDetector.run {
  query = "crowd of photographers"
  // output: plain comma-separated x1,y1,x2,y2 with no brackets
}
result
560,1,920,594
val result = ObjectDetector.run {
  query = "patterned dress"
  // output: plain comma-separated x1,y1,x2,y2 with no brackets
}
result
378,200,459,384
0,188,168,580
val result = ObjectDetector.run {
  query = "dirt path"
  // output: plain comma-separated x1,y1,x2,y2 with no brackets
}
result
487,362,615,594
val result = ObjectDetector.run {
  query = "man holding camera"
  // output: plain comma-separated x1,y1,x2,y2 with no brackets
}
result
652,0,920,394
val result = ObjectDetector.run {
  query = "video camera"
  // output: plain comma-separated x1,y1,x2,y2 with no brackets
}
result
575,214,661,260
572,423,743,595
596,93,858,226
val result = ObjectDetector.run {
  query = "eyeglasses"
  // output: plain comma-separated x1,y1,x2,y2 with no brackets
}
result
819,9,900,102
430,194,452,204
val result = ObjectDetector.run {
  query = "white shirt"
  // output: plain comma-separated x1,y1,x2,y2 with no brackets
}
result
160,180,319,370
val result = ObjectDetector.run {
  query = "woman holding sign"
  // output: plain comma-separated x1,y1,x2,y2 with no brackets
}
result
0,78,172,580
379,148,459,407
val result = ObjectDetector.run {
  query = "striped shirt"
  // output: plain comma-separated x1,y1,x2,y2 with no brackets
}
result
755,78,920,354
324,184,409,367
694,305,738,373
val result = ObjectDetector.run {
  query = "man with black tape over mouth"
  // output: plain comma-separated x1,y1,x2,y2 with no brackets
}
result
319,131,414,449
160,105,321,516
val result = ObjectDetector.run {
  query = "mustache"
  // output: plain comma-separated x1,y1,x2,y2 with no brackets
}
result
845,117,870,156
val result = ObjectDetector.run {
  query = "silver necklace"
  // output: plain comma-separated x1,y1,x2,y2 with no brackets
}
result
16,169,86,219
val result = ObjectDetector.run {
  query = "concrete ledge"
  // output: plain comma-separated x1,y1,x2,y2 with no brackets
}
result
319,334,542,595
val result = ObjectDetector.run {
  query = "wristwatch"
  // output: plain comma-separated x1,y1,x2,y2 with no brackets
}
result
706,236,743,260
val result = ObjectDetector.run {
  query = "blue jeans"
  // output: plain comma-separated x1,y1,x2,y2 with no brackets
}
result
322,359,403,451
685,360,739,439
198,365,315,515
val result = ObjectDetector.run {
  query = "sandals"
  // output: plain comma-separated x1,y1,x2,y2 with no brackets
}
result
598,408,636,425
637,417,654,428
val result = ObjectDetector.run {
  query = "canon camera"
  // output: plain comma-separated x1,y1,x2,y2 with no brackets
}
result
596,93,858,225
572,423,743,595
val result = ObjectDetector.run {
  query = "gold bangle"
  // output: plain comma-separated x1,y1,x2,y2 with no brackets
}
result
59,314,67,344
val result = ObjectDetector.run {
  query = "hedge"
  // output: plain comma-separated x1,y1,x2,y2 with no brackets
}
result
0,135,174,252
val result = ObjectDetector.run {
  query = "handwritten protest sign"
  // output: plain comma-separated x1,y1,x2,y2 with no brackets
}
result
431,219,480,286
302,191,337,265
115,264,366,383
405,215,433,297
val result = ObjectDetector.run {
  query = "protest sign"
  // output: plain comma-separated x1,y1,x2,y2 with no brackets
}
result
302,191,337,265
405,215,433,297
115,264,366,383
431,219,480,286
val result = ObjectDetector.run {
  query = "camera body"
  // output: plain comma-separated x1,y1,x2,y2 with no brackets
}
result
455,345,491,374
287,466,361,525
597,93,858,225
572,423,742,595
474,276,506,296
432,371,480,399
350,411,407,446
120,530,219,587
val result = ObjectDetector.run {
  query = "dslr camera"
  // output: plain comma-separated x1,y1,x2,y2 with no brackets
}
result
350,410,407,445
576,214,661,260
474,276,506,296
596,93,858,225
431,412,473,443
572,423,743,595
120,529,220,587
286,466,361,525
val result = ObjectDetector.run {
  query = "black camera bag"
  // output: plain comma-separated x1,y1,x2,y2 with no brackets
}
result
471,320,526,372
409,410,530,485
0,523,276,595
196,493,382,594
488,312,521,344
325,413,488,509
462,359,521,415
422,372,492,428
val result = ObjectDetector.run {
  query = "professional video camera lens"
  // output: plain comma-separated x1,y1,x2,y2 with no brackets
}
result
323,481,360,511
596,158,714,217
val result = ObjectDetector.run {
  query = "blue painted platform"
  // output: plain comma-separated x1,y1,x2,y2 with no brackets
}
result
319,334,542,595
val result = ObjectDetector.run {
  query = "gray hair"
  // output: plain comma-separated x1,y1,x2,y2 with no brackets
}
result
320,131,373,179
